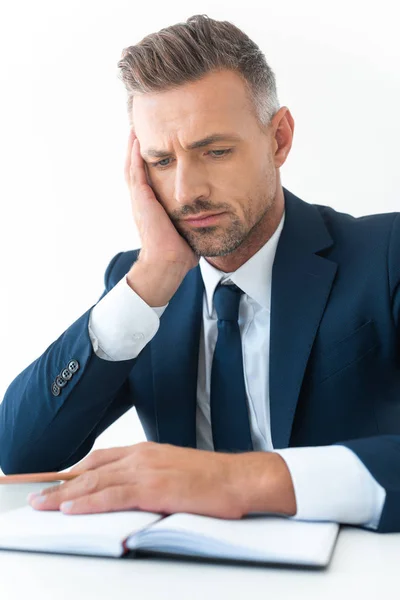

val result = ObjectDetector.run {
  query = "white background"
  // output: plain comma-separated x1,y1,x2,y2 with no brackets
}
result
1,0,399,470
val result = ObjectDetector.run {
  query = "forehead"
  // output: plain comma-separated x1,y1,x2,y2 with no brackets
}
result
131,70,256,145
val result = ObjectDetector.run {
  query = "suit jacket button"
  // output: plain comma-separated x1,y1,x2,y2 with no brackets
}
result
56,375,67,388
51,382,61,396
61,368,72,381
68,359,80,374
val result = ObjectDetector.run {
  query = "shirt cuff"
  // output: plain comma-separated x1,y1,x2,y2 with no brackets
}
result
88,274,168,361
274,445,386,529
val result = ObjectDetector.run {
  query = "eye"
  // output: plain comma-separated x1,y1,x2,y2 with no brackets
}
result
209,149,232,158
151,148,233,169
153,158,171,168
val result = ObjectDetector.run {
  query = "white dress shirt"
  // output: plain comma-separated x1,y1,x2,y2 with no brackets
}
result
88,215,386,529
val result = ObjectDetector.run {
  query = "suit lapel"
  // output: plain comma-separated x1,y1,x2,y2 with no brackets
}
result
151,266,204,447
269,190,337,449
150,190,337,450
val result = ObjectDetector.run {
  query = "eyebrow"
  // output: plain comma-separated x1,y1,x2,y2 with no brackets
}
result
143,133,242,159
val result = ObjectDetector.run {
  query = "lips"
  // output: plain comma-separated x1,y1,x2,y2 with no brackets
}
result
182,212,226,227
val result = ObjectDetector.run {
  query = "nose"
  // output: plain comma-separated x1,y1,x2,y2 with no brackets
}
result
174,160,210,206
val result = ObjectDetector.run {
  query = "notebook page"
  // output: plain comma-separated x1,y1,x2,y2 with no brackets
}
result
0,506,162,557
129,513,339,566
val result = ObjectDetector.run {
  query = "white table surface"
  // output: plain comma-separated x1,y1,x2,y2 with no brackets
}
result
0,483,399,600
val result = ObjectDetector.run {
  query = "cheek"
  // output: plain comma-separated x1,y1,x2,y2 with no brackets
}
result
213,163,246,191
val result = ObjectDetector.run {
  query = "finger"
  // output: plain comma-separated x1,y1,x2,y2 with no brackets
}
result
60,485,142,515
130,137,150,189
29,468,133,511
68,446,133,474
35,447,133,498
29,471,102,509
38,482,62,496
129,141,158,228
64,442,163,494
41,443,174,497
124,129,136,185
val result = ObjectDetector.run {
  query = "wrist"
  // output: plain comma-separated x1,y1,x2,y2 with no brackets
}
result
127,258,191,307
236,452,297,516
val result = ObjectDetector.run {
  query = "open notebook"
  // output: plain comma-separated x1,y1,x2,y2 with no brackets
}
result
0,506,339,567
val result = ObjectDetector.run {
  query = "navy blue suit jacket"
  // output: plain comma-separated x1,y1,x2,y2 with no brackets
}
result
1,188,400,532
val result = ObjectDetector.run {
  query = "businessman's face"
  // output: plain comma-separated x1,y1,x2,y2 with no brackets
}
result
132,69,293,259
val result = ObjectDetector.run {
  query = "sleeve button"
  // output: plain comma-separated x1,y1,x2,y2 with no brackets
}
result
133,333,144,341
61,368,72,381
56,375,67,388
68,359,80,374
51,383,61,396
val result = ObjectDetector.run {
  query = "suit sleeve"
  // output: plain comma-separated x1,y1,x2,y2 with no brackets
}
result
0,252,142,474
337,213,400,533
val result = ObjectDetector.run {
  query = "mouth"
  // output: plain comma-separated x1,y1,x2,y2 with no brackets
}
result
181,212,226,227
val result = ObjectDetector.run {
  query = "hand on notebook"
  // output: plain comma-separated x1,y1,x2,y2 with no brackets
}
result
28,442,296,518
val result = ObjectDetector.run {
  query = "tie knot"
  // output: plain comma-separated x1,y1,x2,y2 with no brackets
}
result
213,284,242,322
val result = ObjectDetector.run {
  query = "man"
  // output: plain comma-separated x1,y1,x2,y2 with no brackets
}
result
1,15,399,532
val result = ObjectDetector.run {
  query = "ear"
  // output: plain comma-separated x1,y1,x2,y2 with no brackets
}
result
271,107,295,168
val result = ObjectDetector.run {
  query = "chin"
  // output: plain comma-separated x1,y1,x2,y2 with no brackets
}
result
186,232,245,258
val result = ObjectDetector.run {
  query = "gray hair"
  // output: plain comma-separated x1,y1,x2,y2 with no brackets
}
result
117,14,280,129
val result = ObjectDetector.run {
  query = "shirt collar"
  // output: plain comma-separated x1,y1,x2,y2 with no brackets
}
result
199,212,285,315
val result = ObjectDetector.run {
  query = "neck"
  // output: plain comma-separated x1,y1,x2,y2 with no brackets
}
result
205,187,284,273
